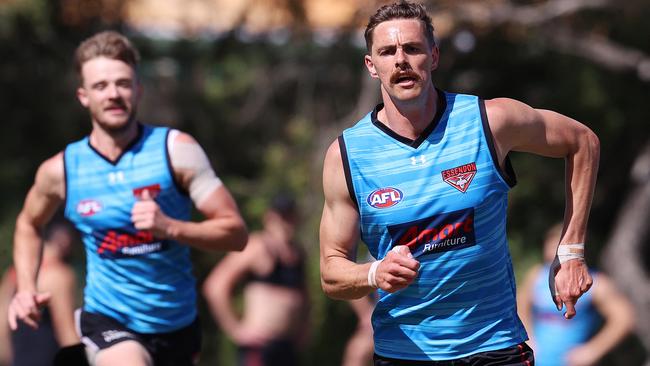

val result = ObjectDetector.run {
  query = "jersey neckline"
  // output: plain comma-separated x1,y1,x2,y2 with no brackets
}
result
86,123,144,166
370,89,448,149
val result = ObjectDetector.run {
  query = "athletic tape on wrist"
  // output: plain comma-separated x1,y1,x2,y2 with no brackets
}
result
557,243,585,264
368,260,382,289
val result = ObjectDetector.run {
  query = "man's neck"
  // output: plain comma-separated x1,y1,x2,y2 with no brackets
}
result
89,119,139,161
378,85,438,140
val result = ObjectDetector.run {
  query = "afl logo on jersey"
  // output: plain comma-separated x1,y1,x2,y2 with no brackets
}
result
76,199,102,217
367,188,403,209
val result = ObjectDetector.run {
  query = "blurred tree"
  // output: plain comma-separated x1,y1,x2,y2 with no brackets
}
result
602,141,650,366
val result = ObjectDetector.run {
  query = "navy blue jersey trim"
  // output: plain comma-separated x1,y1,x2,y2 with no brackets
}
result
62,149,70,216
86,122,144,166
337,135,359,211
164,129,189,197
479,100,517,187
371,90,448,149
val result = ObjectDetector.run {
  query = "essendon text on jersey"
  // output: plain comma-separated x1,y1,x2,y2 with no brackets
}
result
387,208,476,258
97,230,166,258
441,162,477,193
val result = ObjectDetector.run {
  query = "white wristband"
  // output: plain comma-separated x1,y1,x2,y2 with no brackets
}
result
557,243,585,264
368,260,382,289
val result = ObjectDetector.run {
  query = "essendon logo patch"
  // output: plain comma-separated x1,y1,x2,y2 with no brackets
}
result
442,163,477,193
367,187,404,209
95,229,167,259
77,199,102,217
387,208,476,258
133,184,161,199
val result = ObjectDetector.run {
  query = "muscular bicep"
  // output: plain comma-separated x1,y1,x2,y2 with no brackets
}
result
319,140,361,264
486,98,594,163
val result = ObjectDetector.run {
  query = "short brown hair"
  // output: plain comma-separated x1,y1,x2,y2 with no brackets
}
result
364,1,435,52
74,31,140,76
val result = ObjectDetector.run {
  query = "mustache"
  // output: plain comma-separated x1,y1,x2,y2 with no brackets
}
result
390,71,420,84
105,99,127,110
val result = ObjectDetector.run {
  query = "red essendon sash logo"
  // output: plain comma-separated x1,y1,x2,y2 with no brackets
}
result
133,184,161,199
441,162,477,193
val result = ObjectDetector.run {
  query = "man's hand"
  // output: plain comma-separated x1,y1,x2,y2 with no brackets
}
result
131,189,172,238
548,257,593,319
376,245,420,292
7,290,51,330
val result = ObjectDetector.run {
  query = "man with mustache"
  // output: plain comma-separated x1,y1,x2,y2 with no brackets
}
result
7,31,248,366
319,1,599,365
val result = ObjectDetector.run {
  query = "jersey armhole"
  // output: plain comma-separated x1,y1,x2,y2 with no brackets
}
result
165,129,190,197
337,135,359,212
62,148,71,219
479,99,517,188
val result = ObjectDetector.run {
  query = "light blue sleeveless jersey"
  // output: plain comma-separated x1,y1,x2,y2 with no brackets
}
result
64,124,196,333
532,265,599,366
340,91,527,360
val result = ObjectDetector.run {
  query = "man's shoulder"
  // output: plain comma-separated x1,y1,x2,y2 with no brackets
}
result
38,152,65,182
31,152,65,199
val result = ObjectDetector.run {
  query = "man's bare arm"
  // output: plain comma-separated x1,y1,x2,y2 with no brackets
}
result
487,98,600,318
9,153,65,329
131,132,247,252
319,140,419,300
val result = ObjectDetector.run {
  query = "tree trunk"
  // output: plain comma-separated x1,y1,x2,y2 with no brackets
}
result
601,140,650,366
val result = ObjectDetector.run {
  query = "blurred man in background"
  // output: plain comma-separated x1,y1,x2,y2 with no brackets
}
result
6,30,247,366
203,194,309,366
0,218,79,366
518,223,635,366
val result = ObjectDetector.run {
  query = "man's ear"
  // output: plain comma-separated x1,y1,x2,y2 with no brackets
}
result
431,45,440,72
77,87,89,107
364,54,379,79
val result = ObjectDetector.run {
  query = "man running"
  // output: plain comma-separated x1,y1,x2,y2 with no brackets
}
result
7,31,248,366
319,1,599,364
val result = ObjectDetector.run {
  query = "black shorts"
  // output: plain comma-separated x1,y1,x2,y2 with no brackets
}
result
373,343,534,366
77,310,201,366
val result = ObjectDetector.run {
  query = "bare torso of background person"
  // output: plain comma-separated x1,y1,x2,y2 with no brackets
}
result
203,195,309,366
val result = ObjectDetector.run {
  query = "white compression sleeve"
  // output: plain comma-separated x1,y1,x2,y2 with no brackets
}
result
168,130,223,206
